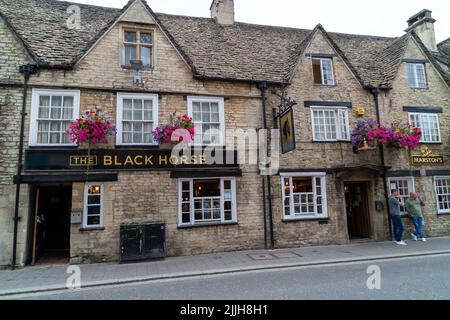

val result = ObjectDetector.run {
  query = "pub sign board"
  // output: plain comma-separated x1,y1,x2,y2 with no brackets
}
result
411,148,445,166
279,109,296,154
24,148,239,171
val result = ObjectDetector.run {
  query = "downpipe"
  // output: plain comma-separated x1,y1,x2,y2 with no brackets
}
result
11,64,38,270
370,87,393,240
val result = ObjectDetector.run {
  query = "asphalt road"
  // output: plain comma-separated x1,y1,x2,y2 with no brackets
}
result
5,255,450,300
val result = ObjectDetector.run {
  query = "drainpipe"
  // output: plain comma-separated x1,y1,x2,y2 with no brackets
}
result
370,87,393,240
11,64,38,270
257,81,275,248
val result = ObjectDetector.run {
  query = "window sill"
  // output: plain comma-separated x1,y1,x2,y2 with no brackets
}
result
28,145,78,149
418,142,443,145
79,227,105,232
121,65,154,71
114,145,159,149
178,222,238,230
311,140,351,144
437,213,450,216
409,87,429,90
313,84,337,87
282,218,330,223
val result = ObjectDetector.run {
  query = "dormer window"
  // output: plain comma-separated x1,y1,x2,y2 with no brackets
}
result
407,63,427,88
122,28,153,68
312,57,335,85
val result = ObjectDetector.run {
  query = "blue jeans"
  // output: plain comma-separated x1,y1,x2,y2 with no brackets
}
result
391,215,404,242
411,216,425,239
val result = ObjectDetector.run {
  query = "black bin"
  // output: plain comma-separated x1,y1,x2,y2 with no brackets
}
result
120,223,166,262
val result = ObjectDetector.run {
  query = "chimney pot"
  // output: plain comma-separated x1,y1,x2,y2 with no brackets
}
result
210,0,235,25
405,9,438,52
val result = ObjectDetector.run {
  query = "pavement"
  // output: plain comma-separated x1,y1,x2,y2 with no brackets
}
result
1,237,450,297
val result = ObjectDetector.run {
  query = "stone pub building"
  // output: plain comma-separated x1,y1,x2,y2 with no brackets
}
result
0,0,449,267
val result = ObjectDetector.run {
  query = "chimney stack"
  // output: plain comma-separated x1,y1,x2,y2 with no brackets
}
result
405,9,438,52
210,0,235,25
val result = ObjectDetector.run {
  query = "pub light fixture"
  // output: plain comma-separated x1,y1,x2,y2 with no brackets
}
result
130,59,144,85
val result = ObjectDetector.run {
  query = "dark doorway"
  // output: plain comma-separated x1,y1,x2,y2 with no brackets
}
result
345,182,371,240
33,186,72,265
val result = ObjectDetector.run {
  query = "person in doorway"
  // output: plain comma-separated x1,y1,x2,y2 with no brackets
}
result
405,192,427,242
389,190,407,245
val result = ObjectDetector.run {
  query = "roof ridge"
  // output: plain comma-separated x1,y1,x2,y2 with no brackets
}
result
156,12,402,40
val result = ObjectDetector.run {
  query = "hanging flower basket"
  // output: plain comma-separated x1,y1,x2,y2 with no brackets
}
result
66,110,117,146
351,119,422,152
151,112,195,148
352,119,378,151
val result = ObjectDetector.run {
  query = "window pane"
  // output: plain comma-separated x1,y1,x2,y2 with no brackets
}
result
224,211,232,221
407,63,416,87
182,213,191,224
50,132,60,144
321,59,334,85
62,107,73,119
133,133,142,143
312,59,322,84
38,133,49,144
39,96,50,107
415,64,427,88
140,33,152,44
141,46,152,67
88,195,101,205
38,107,50,118
192,102,201,112
87,216,100,226
143,99,153,111
38,120,50,132
50,107,61,119
124,45,136,64
193,179,220,197
292,177,313,193
88,185,101,194
50,121,61,131
124,31,137,43
63,96,74,107
51,96,62,107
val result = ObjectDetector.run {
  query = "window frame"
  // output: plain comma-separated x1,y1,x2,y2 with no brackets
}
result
408,112,441,143
29,89,80,147
312,57,335,86
280,172,328,220
434,176,450,215
387,177,416,216
116,93,159,146
121,27,155,68
178,177,237,227
406,63,427,89
187,96,226,147
83,183,104,229
310,106,350,142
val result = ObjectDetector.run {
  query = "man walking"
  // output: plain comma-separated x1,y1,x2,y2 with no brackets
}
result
389,190,407,245
405,192,427,242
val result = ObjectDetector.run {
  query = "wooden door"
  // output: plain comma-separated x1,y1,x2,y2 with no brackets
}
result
346,183,371,239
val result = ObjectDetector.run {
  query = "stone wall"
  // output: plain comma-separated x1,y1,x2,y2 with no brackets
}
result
380,37,450,237
265,31,390,247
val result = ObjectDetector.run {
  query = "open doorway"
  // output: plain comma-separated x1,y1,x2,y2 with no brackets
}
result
32,186,72,265
345,182,371,240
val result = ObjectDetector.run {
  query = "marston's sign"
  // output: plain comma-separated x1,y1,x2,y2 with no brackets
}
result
411,148,444,166
25,149,239,171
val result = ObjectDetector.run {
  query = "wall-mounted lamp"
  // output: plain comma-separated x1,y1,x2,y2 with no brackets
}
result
130,59,144,85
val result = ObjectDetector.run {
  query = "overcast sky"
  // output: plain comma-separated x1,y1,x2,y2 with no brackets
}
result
63,0,449,42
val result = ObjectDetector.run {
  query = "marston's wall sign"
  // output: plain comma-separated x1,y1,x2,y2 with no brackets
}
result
411,148,444,166
25,149,239,171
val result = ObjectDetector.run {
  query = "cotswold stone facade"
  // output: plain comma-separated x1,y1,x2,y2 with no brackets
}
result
0,0,448,267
